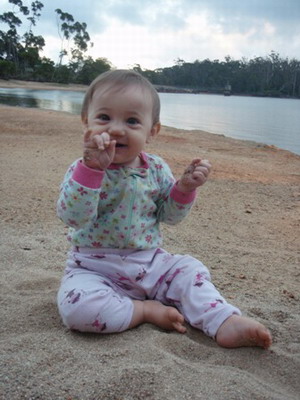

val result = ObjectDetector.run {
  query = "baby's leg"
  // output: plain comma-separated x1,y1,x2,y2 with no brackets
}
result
156,254,272,348
57,269,134,333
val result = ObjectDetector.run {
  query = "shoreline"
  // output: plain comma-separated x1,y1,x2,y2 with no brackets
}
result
1,87,300,399
0,79,299,156
1,101,299,160
1,78,299,99
0,78,88,92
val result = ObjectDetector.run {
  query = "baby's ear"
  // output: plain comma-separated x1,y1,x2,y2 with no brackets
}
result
147,122,161,143
81,112,88,128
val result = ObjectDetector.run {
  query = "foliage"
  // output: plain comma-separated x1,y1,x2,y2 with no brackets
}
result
74,57,112,84
137,52,300,98
0,0,100,83
53,64,72,84
32,57,55,81
55,8,92,67
0,0,44,78
0,59,15,78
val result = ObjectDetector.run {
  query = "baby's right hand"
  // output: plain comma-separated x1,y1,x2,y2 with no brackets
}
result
83,128,116,170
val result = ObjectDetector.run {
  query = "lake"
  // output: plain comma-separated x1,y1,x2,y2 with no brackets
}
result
0,87,299,155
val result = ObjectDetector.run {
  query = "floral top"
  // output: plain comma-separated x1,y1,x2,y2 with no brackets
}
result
57,152,196,249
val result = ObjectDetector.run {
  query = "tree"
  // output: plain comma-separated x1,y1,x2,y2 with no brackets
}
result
33,57,55,81
142,54,300,98
0,11,23,66
75,57,111,84
0,0,44,77
55,9,91,67
0,59,15,78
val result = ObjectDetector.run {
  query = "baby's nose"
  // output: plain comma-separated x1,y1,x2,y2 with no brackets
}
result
108,122,125,136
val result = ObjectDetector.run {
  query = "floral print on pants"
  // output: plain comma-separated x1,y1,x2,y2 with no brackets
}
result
57,247,241,338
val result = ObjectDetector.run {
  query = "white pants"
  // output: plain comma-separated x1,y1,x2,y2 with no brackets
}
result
57,247,241,338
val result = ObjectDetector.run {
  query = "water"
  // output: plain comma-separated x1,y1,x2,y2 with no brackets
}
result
0,88,84,115
159,93,300,155
0,87,299,155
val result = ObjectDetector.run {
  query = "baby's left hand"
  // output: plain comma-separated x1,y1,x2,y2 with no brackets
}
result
177,158,211,192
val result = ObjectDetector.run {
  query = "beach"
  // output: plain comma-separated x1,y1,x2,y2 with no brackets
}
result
0,80,300,400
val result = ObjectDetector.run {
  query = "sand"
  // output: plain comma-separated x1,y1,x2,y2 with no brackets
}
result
0,80,300,400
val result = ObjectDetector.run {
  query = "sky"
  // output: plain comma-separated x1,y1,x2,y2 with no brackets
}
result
1,0,300,70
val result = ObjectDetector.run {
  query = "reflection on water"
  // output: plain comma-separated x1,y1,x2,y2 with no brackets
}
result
0,88,84,115
0,87,299,154
0,93,40,108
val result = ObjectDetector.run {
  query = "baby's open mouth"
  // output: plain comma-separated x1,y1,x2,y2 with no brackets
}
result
116,143,127,147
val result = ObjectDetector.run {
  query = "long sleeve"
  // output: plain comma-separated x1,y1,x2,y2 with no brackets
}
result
57,160,104,229
149,156,196,225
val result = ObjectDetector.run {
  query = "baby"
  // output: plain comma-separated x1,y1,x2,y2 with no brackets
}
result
57,69,272,349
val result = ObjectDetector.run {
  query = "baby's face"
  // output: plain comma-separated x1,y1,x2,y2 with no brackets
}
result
85,84,159,167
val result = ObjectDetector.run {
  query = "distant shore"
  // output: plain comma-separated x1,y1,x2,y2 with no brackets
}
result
0,78,88,92
1,78,298,98
0,79,204,94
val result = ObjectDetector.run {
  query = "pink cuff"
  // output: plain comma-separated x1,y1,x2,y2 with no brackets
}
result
72,160,104,189
170,182,196,204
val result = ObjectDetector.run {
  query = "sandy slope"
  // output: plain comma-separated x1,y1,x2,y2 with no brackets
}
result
0,81,299,399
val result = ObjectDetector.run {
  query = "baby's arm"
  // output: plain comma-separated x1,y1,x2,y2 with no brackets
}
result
83,128,116,170
156,158,211,225
177,159,211,192
57,160,104,229
57,128,117,231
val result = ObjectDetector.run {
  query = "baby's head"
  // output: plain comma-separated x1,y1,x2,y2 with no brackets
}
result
81,69,160,127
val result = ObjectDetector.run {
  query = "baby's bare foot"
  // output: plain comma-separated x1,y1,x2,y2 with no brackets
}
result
216,315,272,349
143,300,186,333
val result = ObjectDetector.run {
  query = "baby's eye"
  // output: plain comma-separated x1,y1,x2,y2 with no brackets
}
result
127,117,139,125
97,114,110,121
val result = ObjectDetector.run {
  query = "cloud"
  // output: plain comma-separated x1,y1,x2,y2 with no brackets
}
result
191,0,300,22
88,16,180,69
1,0,300,69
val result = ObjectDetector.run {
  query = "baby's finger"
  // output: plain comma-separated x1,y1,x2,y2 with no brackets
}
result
184,160,200,174
101,132,111,146
191,158,202,167
83,126,102,142
106,140,116,160
92,132,110,150
192,170,208,185
83,127,93,143
194,165,210,178
199,159,212,170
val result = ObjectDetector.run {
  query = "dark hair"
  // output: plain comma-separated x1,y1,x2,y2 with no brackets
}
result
81,69,160,125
